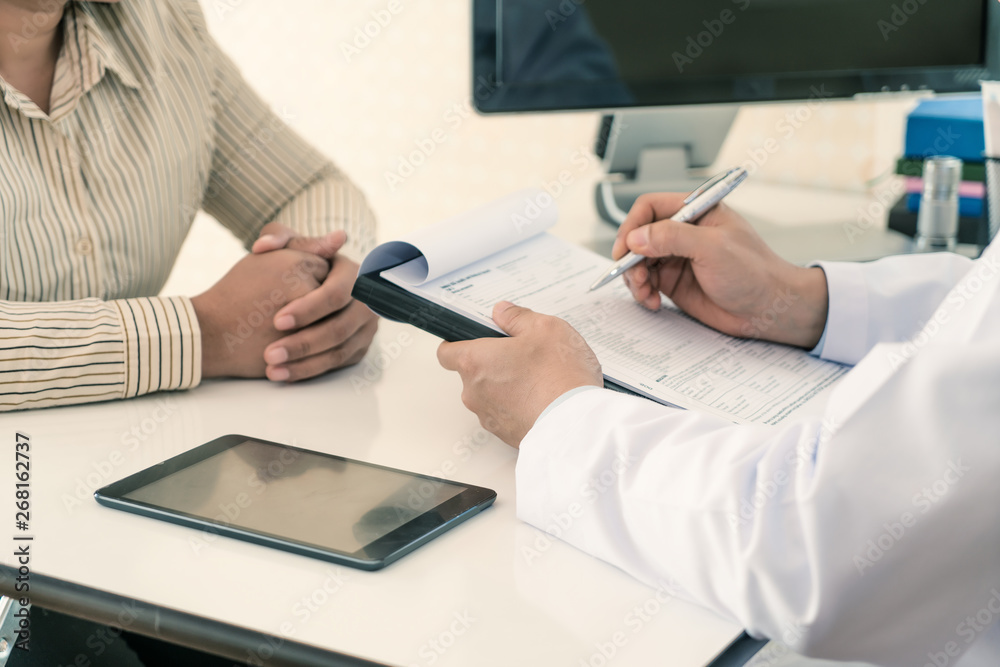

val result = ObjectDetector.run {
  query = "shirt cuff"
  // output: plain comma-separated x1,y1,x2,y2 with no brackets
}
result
535,385,603,422
517,387,611,532
113,296,202,398
808,261,870,366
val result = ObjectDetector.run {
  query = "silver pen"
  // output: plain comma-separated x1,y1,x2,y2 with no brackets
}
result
588,166,749,292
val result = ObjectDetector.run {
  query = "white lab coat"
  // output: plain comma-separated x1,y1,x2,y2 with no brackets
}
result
516,241,1000,666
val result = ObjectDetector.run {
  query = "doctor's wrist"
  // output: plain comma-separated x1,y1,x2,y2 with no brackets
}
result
782,266,830,350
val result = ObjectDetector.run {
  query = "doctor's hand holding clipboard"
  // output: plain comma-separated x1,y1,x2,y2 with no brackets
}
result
437,172,1000,667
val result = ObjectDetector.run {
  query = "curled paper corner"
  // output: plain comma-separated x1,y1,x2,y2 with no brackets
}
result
358,188,558,286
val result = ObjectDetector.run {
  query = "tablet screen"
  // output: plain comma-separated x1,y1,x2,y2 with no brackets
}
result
122,439,467,554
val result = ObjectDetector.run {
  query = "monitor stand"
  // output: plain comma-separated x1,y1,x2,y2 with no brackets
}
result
589,102,923,264
594,105,739,225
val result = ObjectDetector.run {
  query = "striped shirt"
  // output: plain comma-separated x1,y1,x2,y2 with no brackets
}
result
0,0,376,412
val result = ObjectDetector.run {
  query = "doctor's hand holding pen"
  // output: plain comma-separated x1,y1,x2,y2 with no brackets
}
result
613,191,830,349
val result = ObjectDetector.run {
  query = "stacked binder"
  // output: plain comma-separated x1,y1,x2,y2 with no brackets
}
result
889,96,987,245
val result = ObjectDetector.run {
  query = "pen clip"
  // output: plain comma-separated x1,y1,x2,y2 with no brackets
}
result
683,167,739,204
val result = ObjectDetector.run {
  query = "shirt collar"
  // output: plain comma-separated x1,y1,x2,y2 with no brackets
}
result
73,1,149,92
1,1,147,121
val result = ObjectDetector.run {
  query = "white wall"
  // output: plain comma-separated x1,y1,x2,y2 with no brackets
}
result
162,0,913,295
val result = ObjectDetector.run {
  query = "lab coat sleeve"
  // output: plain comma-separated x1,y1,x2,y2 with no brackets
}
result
813,253,973,365
516,340,1000,665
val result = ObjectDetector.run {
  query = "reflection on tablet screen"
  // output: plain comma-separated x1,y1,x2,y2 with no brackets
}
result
124,440,465,553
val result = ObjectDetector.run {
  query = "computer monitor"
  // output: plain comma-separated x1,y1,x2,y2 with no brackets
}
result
472,0,1000,223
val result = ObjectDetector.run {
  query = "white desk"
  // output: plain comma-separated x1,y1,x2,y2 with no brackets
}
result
0,316,753,666
2,179,934,666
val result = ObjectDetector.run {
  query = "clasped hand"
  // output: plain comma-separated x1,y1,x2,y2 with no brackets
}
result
192,222,377,381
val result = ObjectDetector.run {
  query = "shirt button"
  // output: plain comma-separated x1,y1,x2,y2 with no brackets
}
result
74,237,94,256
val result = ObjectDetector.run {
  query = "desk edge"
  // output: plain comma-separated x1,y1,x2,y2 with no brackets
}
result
0,565,387,667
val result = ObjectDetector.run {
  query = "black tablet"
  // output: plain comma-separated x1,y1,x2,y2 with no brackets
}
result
95,434,497,570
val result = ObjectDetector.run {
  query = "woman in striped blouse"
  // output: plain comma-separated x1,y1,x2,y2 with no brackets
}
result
0,0,379,412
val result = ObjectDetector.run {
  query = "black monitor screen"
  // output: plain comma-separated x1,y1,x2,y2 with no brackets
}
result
474,0,997,111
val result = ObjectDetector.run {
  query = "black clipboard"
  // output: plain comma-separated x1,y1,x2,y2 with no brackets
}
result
351,265,642,397
352,264,504,342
